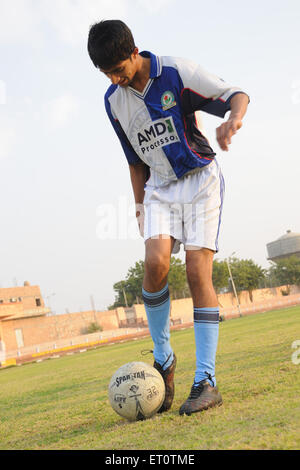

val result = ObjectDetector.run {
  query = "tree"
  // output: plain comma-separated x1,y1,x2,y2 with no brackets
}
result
168,257,189,299
267,256,300,291
228,257,266,301
125,260,145,304
108,257,189,308
108,261,145,309
212,259,229,293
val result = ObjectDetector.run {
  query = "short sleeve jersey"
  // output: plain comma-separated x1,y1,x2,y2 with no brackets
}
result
105,51,248,187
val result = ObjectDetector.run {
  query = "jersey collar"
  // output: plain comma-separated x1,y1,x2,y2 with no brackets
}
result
140,51,162,78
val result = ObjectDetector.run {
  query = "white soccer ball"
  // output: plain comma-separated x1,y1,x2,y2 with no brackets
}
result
108,361,165,421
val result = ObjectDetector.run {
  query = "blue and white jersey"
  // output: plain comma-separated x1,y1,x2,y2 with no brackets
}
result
105,51,248,187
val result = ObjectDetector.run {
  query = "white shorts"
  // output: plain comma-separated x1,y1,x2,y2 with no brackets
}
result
143,160,225,254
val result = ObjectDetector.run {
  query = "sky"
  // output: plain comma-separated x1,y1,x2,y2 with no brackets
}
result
0,0,299,314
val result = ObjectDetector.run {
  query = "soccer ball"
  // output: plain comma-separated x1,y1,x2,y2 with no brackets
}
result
108,361,165,421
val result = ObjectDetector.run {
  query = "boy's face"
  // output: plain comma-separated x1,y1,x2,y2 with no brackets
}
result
100,48,139,87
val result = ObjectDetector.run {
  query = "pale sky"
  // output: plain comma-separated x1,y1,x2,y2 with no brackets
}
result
0,0,299,314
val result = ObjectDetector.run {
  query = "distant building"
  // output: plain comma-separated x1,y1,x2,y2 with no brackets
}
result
0,281,50,348
267,230,300,262
0,281,49,317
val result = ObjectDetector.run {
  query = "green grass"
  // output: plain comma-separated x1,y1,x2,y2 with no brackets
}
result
0,306,299,450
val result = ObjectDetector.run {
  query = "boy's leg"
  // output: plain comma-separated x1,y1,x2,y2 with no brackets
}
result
179,248,222,415
143,235,174,368
178,161,224,415
142,235,177,412
186,248,219,383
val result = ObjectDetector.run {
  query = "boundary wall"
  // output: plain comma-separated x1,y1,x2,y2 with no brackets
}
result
1,285,300,366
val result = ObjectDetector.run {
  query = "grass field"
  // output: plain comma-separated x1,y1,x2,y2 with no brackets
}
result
0,306,299,450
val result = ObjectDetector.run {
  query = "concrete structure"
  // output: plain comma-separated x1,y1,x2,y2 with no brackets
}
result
0,281,51,349
0,281,49,319
0,308,120,352
1,278,300,367
1,281,300,361
267,230,300,262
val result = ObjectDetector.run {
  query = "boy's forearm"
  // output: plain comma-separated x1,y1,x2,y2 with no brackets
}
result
129,162,148,212
216,92,249,151
229,93,249,120
129,163,148,237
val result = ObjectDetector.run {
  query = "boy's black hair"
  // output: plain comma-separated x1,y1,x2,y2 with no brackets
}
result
87,20,136,69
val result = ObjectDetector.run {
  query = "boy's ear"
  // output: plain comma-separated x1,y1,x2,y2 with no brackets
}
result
131,47,139,60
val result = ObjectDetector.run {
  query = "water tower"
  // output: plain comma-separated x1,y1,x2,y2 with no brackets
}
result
266,230,300,262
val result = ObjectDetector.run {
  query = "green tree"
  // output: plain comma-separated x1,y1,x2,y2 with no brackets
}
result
108,257,189,308
228,257,266,301
212,259,229,293
125,260,145,304
108,281,131,309
267,256,300,291
168,257,189,299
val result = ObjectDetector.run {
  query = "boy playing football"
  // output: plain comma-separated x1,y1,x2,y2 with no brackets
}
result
87,20,249,415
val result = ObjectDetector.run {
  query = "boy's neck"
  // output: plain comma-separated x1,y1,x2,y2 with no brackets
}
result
130,56,151,93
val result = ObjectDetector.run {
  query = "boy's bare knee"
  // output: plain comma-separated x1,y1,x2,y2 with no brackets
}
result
145,254,169,279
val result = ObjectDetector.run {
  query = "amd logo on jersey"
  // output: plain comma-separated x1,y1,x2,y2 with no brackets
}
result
137,116,180,154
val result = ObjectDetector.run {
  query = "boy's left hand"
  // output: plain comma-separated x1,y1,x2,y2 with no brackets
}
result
216,117,243,151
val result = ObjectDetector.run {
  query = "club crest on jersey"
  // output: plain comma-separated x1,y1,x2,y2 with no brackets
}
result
161,91,177,111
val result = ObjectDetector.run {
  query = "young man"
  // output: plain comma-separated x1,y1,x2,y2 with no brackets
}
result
88,20,249,416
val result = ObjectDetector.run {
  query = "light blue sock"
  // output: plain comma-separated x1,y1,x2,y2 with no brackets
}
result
142,283,173,370
193,307,219,387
